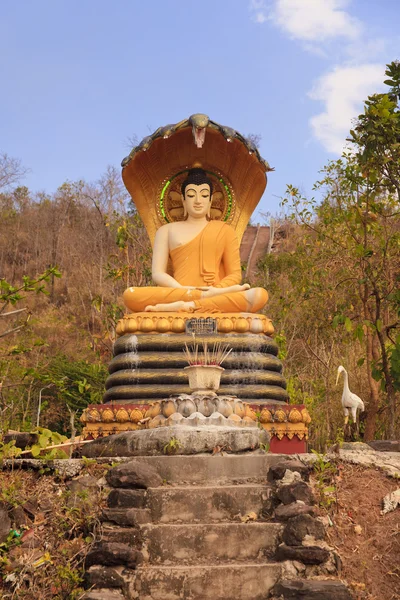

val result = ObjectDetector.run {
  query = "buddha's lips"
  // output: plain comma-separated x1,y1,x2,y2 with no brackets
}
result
193,126,206,148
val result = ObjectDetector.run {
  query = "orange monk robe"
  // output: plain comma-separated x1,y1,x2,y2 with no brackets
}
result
171,220,242,288
122,221,268,313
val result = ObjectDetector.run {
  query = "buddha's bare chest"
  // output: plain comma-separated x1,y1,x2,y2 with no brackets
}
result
168,223,207,251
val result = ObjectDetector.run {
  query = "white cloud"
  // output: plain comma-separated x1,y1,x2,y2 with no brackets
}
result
249,0,268,23
251,0,361,42
308,64,384,153
255,12,267,23
345,37,387,63
250,0,389,153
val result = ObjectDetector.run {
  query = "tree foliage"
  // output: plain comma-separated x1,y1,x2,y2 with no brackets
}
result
0,163,151,434
256,62,400,443
2,62,400,445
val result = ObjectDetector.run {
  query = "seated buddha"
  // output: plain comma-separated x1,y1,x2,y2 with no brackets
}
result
122,168,268,314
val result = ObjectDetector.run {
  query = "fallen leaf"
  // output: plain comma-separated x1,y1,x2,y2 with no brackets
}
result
240,511,258,523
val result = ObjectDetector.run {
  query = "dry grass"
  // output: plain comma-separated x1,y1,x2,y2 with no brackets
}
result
316,464,400,600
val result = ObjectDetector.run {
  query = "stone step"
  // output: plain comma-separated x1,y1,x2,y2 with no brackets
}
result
118,454,283,484
81,590,125,600
85,427,267,459
108,484,271,523
101,525,143,547
140,522,282,564
272,579,353,599
132,562,282,600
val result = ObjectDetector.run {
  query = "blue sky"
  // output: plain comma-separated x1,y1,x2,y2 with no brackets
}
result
1,0,399,220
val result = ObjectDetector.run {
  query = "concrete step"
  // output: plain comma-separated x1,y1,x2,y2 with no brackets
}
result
132,562,282,600
123,453,282,484
140,522,282,564
82,590,125,600
101,525,143,547
109,484,271,523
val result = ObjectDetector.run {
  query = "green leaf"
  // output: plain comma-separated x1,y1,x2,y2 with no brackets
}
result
372,365,383,382
51,432,67,444
357,357,365,367
332,315,342,329
344,317,353,333
38,433,50,448
354,325,364,343
31,445,41,457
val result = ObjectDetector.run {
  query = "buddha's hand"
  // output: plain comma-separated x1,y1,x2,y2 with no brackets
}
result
200,284,250,298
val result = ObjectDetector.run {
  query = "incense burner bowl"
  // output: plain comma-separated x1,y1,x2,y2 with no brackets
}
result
184,365,224,396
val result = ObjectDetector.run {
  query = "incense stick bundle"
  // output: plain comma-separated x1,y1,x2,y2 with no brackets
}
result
183,341,232,366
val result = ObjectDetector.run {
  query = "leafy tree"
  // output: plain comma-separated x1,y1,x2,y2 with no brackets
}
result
349,61,400,200
0,269,62,338
35,354,107,434
280,156,399,439
257,62,400,441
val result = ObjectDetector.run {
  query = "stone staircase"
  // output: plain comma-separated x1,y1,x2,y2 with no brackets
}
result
84,454,284,599
83,454,352,600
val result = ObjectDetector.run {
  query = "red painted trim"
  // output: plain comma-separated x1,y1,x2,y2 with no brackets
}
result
270,435,307,454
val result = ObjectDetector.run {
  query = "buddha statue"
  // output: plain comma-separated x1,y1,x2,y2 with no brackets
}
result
80,115,304,445
99,114,288,407
122,168,269,314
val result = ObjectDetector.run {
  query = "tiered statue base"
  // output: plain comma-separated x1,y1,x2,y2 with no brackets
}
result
105,320,289,404
92,312,308,453
80,399,310,454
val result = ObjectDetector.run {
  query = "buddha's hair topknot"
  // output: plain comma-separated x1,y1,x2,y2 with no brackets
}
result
181,168,213,196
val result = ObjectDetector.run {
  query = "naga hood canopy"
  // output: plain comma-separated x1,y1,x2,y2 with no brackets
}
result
121,113,273,246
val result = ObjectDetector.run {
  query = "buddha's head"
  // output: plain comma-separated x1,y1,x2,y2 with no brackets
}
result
181,167,213,221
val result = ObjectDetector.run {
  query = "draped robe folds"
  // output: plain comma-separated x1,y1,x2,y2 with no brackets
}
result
122,221,268,313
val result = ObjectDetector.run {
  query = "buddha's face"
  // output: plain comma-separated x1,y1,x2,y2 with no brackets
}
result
182,184,211,219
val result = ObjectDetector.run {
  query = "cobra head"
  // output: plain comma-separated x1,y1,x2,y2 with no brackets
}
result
336,365,345,386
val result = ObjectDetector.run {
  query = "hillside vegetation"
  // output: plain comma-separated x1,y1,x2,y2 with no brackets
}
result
1,62,399,446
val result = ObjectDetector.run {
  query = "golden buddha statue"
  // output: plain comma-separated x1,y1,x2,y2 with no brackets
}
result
122,167,268,314
101,114,288,406
81,115,300,445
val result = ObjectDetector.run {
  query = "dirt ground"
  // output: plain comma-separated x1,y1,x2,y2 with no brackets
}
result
320,464,400,600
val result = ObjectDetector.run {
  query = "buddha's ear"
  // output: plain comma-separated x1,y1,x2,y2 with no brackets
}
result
181,194,188,218
206,197,212,221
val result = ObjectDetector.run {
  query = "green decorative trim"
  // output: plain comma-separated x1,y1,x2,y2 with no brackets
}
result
217,174,233,221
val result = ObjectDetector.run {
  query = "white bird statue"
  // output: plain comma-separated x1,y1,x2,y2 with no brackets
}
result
336,365,365,424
